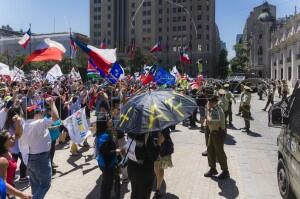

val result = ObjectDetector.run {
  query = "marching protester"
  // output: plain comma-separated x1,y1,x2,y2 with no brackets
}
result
277,80,282,98
19,97,59,199
0,115,32,199
4,107,29,182
95,115,118,199
127,132,160,199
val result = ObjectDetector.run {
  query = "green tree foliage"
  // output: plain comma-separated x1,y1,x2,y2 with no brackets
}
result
230,43,249,73
217,49,229,78
128,48,155,73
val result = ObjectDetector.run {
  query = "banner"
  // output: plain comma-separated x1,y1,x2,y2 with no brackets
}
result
63,108,91,144
11,66,25,82
46,64,63,82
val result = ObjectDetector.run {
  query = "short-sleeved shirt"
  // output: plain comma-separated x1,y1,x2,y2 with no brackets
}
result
19,118,53,165
207,105,225,131
242,92,251,106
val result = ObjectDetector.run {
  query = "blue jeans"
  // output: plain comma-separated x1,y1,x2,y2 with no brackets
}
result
28,152,52,199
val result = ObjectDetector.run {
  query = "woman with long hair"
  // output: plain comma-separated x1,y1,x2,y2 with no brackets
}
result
4,108,28,182
0,126,31,198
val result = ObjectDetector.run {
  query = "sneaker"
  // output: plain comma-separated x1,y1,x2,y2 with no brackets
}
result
217,170,230,179
261,109,266,111
204,168,218,177
202,150,208,156
52,168,57,176
19,176,30,183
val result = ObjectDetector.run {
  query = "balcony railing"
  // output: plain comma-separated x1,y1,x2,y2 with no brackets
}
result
286,57,291,63
279,60,283,64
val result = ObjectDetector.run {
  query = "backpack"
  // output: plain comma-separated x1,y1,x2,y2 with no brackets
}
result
96,132,117,168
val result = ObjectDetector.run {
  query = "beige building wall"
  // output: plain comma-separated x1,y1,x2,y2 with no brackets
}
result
270,14,300,88
90,0,218,77
243,2,276,78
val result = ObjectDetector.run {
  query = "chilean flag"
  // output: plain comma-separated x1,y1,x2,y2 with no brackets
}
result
141,65,157,85
71,37,116,75
150,41,162,53
18,28,31,49
180,49,192,64
24,38,66,65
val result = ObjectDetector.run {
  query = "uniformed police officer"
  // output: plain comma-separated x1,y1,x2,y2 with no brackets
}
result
241,86,252,133
236,84,245,116
218,89,229,124
204,94,229,179
224,84,236,126
262,84,274,111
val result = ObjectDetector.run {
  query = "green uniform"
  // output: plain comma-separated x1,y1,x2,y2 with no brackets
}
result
241,91,251,130
218,96,229,124
225,90,236,124
206,104,228,171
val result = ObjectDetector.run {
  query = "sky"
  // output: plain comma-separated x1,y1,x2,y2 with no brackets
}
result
0,0,300,59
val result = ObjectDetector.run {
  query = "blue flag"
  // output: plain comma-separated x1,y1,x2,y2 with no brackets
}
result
88,59,124,84
154,67,176,86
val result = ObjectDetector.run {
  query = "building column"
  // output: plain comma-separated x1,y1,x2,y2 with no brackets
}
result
276,53,280,81
291,44,297,87
283,49,287,80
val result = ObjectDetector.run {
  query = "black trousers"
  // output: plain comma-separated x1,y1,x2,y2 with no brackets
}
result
50,140,56,166
228,102,233,124
12,152,27,178
100,167,115,199
264,97,274,110
189,109,197,126
128,167,154,199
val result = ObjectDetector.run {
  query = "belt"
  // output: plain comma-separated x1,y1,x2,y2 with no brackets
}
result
29,151,49,156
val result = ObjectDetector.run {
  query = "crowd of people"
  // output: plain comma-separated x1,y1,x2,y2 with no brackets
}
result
0,72,290,199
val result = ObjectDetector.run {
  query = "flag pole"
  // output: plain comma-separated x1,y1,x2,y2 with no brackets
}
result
29,23,32,54
69,27,72,73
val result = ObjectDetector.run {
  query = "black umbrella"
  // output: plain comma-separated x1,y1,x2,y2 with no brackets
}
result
117,89,198,134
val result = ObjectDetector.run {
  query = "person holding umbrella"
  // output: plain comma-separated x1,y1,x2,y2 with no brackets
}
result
204,94,229,179
118,90,198,199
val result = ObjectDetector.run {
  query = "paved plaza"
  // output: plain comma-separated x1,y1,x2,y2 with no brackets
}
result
17,95,282,199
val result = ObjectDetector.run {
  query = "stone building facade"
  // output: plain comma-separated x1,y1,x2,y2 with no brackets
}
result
90,0,220,77
243,2,276,78
270,14,300,87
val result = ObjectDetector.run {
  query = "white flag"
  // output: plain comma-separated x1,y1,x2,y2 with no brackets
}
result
10,66,25,81
0,63,10,76
63,108,91,144
46,64,63,82
70,67,81,80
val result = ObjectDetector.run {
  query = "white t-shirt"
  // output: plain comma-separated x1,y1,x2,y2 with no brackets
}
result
0,109,8,130
19,118,52,165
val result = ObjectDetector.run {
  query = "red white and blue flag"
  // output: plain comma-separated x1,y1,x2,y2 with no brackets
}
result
24,38,66,65
100,38,107,49
150,41,162,53
71,36,116,75
180,49,192,64
18,28,31,49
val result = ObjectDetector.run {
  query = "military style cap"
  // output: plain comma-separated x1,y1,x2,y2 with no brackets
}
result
218,89,226,95
244,86,252,91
